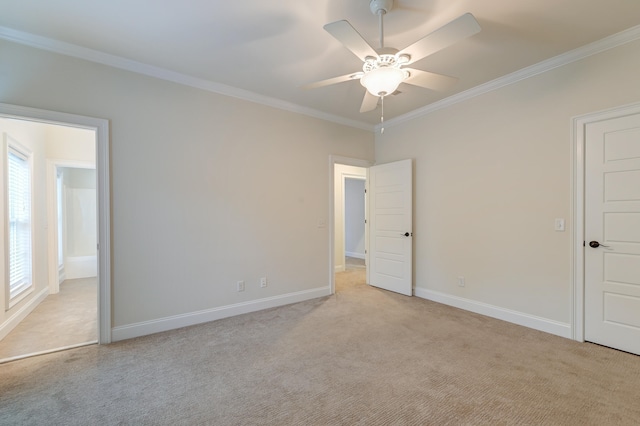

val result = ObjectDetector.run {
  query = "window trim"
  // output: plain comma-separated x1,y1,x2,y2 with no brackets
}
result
4,134,34,309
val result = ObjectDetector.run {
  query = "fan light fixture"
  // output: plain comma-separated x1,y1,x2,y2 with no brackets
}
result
360,66,404,96
360,53,410,97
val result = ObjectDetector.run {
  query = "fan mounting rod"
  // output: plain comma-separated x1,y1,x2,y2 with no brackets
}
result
370,0,393,49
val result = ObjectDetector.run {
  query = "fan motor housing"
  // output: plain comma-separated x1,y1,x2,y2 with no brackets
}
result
370,0,393,15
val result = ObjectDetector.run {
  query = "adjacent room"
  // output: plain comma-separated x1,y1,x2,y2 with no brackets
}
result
0,118,97,362
0,0,639,424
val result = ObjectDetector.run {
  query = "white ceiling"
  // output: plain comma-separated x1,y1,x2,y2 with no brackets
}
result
1,0,640,128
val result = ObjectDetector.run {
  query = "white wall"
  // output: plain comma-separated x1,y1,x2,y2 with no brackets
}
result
375,38,640,335
46,125,95,162
61,167,97,279
344,178,365,258
62,168,96,257
0,39,374,337
334,164,367,272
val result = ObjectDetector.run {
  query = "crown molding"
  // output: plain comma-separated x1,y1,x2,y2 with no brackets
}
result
0,25,374,132
3,22,639,134
378,24,640,131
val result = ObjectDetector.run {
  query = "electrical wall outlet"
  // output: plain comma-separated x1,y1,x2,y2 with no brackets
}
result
237,281,245,292
458,276,465,287
260,277,267,288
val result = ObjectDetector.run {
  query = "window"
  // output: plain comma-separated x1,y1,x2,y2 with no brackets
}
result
6,139,33,306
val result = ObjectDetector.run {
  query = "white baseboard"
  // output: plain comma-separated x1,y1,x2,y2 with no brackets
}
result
111,286,331,342
414,287,572,339
345,251,365,259
335,265,345,273
0,287,49,341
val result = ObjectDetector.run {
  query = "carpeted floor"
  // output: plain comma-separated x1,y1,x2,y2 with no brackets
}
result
345,256,365,269
1,270,639,425
0,278,97,362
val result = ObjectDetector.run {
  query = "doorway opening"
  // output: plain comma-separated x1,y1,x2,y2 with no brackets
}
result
331,157,414,296
0,103,110,363
344,176,366,270
332,158,370,295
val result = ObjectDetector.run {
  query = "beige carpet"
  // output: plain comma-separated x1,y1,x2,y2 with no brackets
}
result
1,270,639,425
0,278,97,362
345,256,365,269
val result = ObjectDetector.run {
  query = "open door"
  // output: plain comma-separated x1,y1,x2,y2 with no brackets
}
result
368,159,413,296
584,112,640,355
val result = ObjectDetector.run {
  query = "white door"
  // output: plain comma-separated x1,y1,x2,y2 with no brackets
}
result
585,112,640,355
368,159,412,296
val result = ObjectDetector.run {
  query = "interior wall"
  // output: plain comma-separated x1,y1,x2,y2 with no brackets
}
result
0,39,374,335
344,178,365,258
375,38,640,331
62,168,96,257
334,164,367,272
60,167,97,280
45,124,96,162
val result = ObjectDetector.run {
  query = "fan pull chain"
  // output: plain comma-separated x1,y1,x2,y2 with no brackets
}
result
380,95,385,134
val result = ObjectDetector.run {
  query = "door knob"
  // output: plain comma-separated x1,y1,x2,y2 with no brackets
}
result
589,240,609,248
402,232,411,237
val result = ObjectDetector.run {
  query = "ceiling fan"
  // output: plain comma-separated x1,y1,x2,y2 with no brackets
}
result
304,0,481,120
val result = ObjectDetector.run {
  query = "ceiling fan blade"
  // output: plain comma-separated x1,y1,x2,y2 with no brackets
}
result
324,20,379,62
360,91,379,113
403,68,458,91
397,13,481,65
302,72,362,90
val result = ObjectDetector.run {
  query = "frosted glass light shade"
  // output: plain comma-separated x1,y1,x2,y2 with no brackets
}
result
360,66,404,96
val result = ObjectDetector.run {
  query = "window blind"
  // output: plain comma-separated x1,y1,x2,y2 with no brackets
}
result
8,149,32,300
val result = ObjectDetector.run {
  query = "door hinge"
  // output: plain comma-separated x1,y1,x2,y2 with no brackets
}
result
364,219,367,224
364,189,367,193
583,241,585,247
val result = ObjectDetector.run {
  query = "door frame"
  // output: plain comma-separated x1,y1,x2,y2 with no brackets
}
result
329,155,372,294
0,102,111,344
571,100,640,343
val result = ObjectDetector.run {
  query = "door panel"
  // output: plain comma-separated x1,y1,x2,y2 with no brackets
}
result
585,113,640,355
604,253,640,285
368,159,412,296
605,213,640,242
